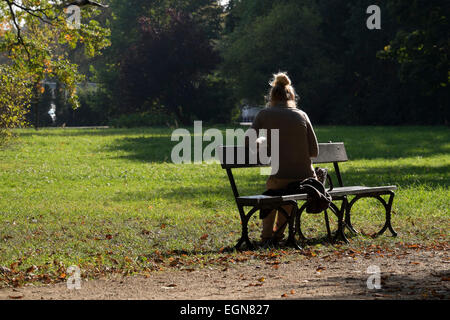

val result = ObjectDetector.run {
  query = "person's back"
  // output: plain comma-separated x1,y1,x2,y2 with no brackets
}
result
252,105,318,180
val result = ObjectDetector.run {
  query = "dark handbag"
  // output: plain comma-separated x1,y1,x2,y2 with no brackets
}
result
286,178,332,214
260,176,332,218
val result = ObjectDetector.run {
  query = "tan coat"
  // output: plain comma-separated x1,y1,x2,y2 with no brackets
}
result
251,105,319,180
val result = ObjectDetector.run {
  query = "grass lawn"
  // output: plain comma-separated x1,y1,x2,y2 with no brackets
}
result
0,126,448,286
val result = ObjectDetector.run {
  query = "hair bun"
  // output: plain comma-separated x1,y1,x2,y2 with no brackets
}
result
270,72,292,87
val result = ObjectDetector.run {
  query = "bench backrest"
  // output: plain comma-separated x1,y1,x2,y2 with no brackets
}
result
217,143,348,195
217,142,348,169
312,142,348,164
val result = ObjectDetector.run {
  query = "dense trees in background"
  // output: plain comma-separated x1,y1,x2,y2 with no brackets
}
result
378,0,449,124
222,0,448,125
118,10,220,123
2,0,448,132
94,0,449,125
221,0,341,122
91,0,232,125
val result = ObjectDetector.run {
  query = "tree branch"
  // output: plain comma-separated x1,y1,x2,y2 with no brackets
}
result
5,0,31,60
9,0,60,25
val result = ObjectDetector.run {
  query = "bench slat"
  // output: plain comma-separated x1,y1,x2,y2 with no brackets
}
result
218,142,348,169
329,185,397,196
236,185,397,206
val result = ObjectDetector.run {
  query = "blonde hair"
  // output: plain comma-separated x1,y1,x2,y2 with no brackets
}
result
268,72,297,108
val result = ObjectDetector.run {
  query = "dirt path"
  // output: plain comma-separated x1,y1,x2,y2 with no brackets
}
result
1,248,448,300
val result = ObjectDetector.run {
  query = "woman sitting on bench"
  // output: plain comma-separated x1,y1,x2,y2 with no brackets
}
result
249,72,319,246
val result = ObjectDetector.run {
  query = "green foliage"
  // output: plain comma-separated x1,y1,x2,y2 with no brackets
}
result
221,0,449,125
9,0,442,126
93,0,224,123
191,74,237,124
0,65,31,143
377,0,449,123
222,0,340,110
0,0,110,113
74,88,109,126
118,7,221,123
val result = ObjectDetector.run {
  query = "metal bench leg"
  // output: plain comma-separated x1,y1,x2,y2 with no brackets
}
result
280,203,302,250
324,210,332,243
295,203,308,241
375,192,397,237
330,201,349,244
345,196,359,234
235,206,258,250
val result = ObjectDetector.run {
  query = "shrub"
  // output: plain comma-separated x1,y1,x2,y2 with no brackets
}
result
0,66,32,143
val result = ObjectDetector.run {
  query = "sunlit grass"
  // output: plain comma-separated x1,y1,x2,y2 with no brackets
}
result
0,126,448,281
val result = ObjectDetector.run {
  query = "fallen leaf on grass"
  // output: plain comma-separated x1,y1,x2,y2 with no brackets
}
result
281,293,288,298
258,277,265,283
200,234,208,240
290,289,296,295
10,262,20,272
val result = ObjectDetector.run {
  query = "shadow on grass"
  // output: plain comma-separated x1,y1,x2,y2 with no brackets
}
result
154,234,346,258
316,126,450,160
110,184,234,202
107,136,177,162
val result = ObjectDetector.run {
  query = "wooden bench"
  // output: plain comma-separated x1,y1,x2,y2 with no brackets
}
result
217,142,397,250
